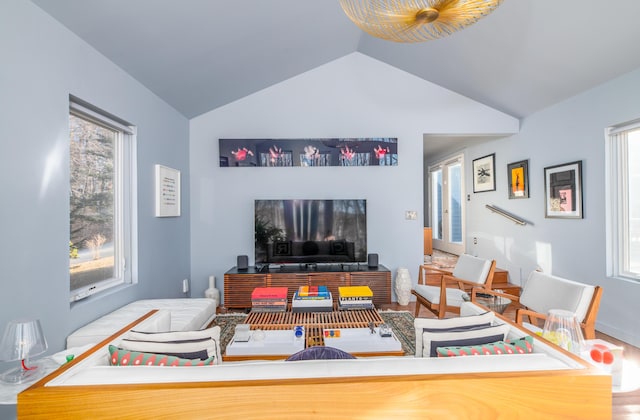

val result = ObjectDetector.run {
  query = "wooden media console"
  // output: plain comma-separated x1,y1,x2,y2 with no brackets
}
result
224,265,391,309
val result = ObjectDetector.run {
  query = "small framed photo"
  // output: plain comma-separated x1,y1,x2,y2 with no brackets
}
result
507,160,529,199
544,160,583,219
473,153,496,193
155,164,181,217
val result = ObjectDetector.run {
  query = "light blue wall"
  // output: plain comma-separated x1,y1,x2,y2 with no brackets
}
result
466,67,640,347
189,52,518,303
0,3,190,415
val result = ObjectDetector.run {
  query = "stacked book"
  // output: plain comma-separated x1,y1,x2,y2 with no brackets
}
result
251,287,288,312
292,285,333,313
338,285,374,310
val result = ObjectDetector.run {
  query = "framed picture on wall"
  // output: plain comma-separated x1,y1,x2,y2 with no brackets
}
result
507,159,529,199
544,160,583,219
155,164,181,217
472,153,496,193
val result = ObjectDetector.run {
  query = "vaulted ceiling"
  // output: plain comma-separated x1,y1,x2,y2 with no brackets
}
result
31,0,640,122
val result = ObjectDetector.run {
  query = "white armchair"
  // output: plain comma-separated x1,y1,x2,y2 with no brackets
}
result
471,270,602,339
412,254,496,319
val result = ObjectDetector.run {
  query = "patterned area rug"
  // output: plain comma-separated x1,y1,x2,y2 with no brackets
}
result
379,310,415,356
210,310,416,356
209,314,248,353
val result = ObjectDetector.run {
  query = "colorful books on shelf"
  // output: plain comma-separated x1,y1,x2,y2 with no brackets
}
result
338,285,374,310
292,285,333,312
251,287,288,312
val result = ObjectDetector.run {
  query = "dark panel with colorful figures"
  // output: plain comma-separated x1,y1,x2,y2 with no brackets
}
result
219,138,398,167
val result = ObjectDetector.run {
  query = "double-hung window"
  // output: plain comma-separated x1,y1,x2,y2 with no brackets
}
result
606,119,640,281
69,97,137,301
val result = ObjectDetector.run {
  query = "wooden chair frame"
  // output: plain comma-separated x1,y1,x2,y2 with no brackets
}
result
470,286,603,339
412,261,496,319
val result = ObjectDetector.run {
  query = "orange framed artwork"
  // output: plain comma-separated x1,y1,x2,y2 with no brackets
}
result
507,160,529,199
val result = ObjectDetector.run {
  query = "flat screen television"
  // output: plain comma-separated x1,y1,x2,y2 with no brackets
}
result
255,199,367,265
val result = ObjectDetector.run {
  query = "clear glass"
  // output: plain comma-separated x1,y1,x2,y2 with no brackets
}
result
448,163,462,243
541,309,585,354
69,114,116,292
431,169,443,240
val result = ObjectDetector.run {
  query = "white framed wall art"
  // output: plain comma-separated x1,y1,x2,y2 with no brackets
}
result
155,164,181,217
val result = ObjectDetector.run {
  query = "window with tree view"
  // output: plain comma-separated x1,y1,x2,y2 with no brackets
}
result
607,120,640,281
69,99,135,301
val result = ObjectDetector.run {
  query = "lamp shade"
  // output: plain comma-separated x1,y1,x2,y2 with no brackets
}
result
0,318,48,362
339,0,504,43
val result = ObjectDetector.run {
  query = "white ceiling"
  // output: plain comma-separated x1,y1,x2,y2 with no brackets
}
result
30,0,640,155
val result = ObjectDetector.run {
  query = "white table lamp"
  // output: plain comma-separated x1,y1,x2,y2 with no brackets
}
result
0,319,48,384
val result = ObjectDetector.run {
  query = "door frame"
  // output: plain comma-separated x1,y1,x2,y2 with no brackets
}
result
428,153,465,255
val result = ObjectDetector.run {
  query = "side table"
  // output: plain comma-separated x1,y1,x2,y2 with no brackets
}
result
0,358,61,405
473,294,512,314
0,343,93,405
581,339,640,393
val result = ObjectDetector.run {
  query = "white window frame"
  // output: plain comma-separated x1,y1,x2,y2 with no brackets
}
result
605,118,640,282
69,97,138,302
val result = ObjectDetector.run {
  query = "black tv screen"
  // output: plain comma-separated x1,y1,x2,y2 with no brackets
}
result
255,199,367,265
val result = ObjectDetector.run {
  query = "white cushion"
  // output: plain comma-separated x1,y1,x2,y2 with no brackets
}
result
460,301,489,317
414,311,496,357
413,284,468,307
119,299,217,331
520,271,595,322
119,326,222,364
66,310,172,348
452,254,492,284
420,323,511,358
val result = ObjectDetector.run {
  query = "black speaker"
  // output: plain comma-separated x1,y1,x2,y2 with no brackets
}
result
367,253,378,269
237,255,249,270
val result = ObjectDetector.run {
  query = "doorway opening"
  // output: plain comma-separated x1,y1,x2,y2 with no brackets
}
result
428,154,465,255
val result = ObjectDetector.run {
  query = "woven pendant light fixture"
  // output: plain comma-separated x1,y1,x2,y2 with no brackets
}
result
339,0,503,43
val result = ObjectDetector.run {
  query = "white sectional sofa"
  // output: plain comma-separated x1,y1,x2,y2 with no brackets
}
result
66,298,217,348
19,302,611,419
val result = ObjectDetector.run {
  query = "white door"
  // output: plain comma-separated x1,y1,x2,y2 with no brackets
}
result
429,154,465,255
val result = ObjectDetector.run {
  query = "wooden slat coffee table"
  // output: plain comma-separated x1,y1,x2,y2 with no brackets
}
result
223,309,403,360
246,308,384,329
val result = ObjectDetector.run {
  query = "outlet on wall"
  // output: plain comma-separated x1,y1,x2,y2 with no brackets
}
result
405,211,417,220
182,279,189,293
